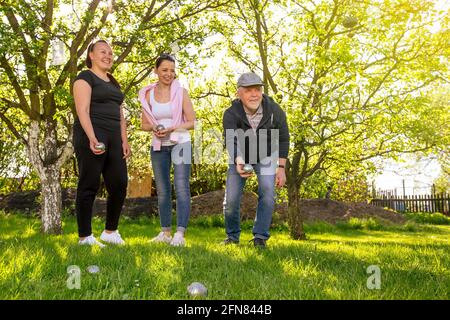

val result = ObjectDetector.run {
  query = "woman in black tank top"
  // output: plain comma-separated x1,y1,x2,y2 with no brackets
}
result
72,40,131,247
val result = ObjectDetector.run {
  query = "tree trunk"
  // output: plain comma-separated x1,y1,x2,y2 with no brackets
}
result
287,184,307,240
39,165,63,234
27,120,73,234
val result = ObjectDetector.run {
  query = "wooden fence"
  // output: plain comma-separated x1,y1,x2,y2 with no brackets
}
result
370,193,450,214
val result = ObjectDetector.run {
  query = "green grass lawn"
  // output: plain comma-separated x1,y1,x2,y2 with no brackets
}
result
1,212,449,300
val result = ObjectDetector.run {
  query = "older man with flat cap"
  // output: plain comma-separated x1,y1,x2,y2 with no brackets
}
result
222,72,290,248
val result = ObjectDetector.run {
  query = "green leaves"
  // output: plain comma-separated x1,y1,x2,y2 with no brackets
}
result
205,0,448,199
0,0,448,199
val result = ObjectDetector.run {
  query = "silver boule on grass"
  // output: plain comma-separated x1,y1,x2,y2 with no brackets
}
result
94,142,106,151
187,282,208,298
242,164,254,174
86,265,100,274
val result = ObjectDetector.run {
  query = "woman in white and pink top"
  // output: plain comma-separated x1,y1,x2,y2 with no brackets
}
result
140,53,196,246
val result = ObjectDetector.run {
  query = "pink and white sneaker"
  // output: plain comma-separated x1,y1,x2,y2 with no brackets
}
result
151,231,173,244
170,231,186,247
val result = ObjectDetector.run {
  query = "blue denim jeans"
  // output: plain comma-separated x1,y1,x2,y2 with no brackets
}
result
151,142,191,232
223,163,276,241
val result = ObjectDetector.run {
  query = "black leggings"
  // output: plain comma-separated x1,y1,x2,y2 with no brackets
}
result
73,126,128,237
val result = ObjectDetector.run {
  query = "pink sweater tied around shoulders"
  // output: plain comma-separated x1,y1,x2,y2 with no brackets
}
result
138,79,184,151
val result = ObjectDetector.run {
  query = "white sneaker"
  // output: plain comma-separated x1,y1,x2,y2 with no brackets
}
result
170,232,185,247
79,235,106,248
100,230,125,245
151,231,172,244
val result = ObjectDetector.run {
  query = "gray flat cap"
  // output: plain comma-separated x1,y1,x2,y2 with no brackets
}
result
237,72,264,87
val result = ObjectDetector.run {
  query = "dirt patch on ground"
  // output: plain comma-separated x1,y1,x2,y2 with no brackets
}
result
275,199,406,224
191,190,258,220
191,190,406,224
2,189,406,224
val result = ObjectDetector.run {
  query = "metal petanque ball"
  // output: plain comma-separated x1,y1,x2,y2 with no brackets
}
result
155,124,165,132
95,142,106,151
242,164,254,174
342,16,358,28
187,282,208,298
87,265,100,274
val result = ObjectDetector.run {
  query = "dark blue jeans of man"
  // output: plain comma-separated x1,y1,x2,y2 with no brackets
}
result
151,142,191,233
223,163,276,241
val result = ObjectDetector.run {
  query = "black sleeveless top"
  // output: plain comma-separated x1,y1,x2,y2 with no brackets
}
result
74,70,124,132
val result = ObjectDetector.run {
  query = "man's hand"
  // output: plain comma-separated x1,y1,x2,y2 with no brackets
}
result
275,167,286,188
236,163,253,178
235,157,253,178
